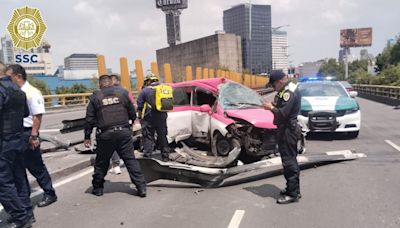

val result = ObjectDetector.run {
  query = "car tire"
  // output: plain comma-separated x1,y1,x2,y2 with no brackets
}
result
347,131,359,139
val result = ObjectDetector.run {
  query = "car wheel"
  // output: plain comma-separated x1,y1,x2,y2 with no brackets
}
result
347,131,359,139
213,133,241,157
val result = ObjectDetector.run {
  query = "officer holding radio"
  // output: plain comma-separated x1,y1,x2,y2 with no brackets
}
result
84,75,146,197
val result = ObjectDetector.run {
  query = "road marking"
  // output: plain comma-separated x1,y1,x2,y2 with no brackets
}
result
385,140,400,152
0,167,93,213
228,210,245,228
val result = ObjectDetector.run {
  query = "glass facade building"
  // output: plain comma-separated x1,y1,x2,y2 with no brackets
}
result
223,4,272,74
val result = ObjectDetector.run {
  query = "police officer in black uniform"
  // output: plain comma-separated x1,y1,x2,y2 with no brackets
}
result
0,62,33,228
264,70,302,204
137,75,169,161
84,75,146,197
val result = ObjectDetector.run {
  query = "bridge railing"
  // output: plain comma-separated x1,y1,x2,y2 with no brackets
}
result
352,84,400,106
43,91,140,108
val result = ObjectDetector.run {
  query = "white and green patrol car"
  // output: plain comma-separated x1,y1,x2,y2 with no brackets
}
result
297,80,360,138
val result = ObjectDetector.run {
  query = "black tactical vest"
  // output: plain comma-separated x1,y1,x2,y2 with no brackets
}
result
95,89,129,129
0,81,27,136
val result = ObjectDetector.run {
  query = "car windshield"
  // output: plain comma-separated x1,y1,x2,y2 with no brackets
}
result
298,82,348,97
219,82,263,109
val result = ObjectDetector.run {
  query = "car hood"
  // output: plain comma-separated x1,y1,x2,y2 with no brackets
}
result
225,108,276,129
301,96,358,111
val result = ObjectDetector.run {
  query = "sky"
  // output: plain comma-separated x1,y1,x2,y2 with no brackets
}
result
1,0,399,73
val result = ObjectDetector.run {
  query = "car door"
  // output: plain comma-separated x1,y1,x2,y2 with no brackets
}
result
167,86,193,143
191,87,216,138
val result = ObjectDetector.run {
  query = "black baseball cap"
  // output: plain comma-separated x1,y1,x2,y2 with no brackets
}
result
268,70,286,86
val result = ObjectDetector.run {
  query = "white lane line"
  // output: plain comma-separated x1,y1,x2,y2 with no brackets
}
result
385,140,400,152
0,167,93,213
228,210,246,228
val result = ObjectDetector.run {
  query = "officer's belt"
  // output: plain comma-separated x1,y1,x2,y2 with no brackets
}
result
97,125,130,133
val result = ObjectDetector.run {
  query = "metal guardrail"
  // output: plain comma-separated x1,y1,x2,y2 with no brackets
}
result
352,84,400,107
353,84,400,100
43,91,140,109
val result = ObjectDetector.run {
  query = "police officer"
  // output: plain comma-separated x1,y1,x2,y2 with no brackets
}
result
137,75,169,161
7,64,58,208
0,62,33,228
84,75,146,197
264,70,301,204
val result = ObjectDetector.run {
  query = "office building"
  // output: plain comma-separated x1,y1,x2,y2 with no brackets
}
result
156,33,242,81
63,53,98,80
223,4,272,74
272,30,289,74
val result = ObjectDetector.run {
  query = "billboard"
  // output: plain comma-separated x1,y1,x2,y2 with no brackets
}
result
156,0,188,10
340,28,372,48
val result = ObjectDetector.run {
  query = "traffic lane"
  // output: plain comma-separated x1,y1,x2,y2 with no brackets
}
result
31,169,239,228
304,97,400,156
31,147,400,228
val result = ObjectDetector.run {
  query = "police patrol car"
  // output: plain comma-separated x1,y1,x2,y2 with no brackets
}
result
297,78,361,138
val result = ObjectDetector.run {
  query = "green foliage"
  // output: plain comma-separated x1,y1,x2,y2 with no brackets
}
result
56,83,89,94
27,76,51,95
318,58,345,80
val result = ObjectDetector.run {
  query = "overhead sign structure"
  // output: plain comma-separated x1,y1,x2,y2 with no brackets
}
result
7,6,47,50
156,0,188,46
340,27,372,48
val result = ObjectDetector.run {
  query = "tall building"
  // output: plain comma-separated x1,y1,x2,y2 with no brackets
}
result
272,30,289,74
156,33,242,81
223,4,272,74
0,35,15,65
63,54,98,80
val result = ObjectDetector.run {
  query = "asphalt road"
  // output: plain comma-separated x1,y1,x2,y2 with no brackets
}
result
2,97,400,228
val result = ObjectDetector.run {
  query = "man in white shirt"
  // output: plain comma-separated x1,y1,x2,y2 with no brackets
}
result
7,64,57,208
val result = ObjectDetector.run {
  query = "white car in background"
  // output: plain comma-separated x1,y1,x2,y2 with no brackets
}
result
297,80,361,138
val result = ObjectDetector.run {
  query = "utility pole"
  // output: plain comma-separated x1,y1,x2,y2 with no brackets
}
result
345,47,350,79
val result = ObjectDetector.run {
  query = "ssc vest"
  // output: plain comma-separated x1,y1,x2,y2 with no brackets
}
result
95,89,129,129
0,81,26,135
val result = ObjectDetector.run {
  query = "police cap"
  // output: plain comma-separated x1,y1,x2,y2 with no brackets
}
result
268,70,286,85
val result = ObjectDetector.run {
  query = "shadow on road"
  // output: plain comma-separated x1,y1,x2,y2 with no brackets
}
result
84,180,140,196
306,132,357,141
243,184,281,199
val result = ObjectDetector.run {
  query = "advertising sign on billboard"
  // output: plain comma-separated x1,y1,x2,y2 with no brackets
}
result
340,28,372,48
156,0,188,10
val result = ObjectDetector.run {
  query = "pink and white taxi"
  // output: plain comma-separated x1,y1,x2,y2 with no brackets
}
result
167,78,280,163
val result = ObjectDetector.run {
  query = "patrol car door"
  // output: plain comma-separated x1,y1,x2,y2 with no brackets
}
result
167,86,193,143
191,87,215,138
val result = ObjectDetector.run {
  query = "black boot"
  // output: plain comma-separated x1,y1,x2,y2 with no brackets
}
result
277,194,300,204
37,194,58,207
137,186,147,198
91,188,104,196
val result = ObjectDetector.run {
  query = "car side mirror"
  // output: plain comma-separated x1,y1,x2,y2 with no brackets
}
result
349,91,358,98
200,104,212,113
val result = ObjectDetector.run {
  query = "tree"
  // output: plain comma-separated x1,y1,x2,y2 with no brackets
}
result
56,83,88,94
27,76,51,95
318,58,345,79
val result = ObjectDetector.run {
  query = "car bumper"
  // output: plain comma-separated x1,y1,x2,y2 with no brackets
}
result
298,110,361,132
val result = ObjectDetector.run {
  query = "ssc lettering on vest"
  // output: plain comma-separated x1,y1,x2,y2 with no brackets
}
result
102,97,120,106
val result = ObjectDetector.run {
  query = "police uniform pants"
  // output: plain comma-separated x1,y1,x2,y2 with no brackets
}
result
278,127,300,197
0,135,32,224
23,128,56,197
142,116,169,158
92,128,146,189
